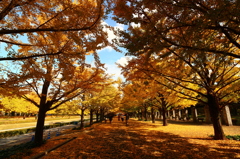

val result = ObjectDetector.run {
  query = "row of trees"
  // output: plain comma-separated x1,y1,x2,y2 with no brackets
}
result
112,0,240,140
0,0,121,144
0,0,239,144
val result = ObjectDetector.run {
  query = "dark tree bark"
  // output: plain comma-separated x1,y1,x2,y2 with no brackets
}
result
90,109,94,125
151,107,155,123
144,106,148,121
207,93,226,140
96,110,99,122
34,80,50,144
160,106,168,126
80,109,85,128
100,108,105,121
34,105,47,144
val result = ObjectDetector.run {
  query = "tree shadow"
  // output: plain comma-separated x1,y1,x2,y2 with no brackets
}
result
42,119,239,159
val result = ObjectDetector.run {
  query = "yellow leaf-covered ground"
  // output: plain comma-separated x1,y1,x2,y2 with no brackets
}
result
15,118,240,159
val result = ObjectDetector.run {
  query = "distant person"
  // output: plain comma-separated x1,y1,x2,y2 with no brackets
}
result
125,113,129,126
121,114,124,122
118,114,121,121
109,116,113,123
104,116,108,123
105,112,115,124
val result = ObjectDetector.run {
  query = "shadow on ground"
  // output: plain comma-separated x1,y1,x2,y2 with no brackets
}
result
41,118,239,159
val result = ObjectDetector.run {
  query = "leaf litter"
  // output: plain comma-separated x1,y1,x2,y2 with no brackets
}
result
9,118,240,159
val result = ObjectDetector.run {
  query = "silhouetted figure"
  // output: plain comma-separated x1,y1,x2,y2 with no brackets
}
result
125,113,129,126
109,116,113,123
104,116,108,123
121,114,124,122
105,112,115,124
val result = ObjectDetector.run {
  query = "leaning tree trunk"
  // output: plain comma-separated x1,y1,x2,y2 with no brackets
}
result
34,80,50,144
207,93,226,140
80,109,85,128
34,104,48,144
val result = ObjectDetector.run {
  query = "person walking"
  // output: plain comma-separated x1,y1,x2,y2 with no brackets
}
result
121,114,124,122
118,114,121,121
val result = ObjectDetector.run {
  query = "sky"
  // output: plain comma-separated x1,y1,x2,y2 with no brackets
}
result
0,16,129,81
86,17,129,81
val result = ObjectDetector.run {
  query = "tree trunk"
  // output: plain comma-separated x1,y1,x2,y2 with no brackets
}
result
80,109,85,128
34,104,47,144
162,106,168,126
144,106,148,121
100,108,104,121
141,109,144,120
34,80,50,144
207,93,226,140
151,107,155,123
137,110,141,120
191,106,198,122
90,109,94,125
96,110,99,122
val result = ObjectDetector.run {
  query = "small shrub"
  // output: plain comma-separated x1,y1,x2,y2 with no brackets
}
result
226,135,240,141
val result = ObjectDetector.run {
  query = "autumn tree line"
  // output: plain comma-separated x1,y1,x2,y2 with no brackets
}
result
0,0,239,143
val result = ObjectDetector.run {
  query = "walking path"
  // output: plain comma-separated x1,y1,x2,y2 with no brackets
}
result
0,117,80,132
0,119,91,150
1,118,240,158
25,118,240,159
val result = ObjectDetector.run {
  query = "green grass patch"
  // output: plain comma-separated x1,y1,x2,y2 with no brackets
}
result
209,134,240,141
226,135,240,141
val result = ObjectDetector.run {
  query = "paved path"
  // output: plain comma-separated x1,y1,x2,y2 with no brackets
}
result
0,117,80,132
0,120,91,150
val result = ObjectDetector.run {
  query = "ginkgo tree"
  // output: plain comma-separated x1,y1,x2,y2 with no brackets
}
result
119,57,197,126
0,0,110,61
119,51,239,140
112,0,240,59
1,31,109,144
0,95,38,116
113,0,240,140
120,80,154,121
91,84,121,120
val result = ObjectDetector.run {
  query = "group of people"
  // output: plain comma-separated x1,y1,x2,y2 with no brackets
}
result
104,113,129,123
118,113,129,122
118,114,124,121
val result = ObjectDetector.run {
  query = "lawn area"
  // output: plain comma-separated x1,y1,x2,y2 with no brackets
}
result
0,116,82,131
0,116,81,125
5,117,240,159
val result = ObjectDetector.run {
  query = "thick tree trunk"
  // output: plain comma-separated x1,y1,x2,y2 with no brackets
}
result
207,93,226,140
151,107,155,123
80,109,85,128
34,80,50,144
34,106,47,144
162,106,168,126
